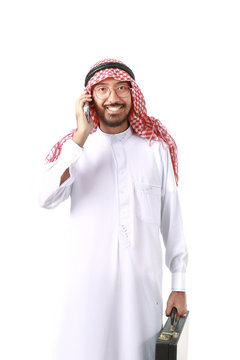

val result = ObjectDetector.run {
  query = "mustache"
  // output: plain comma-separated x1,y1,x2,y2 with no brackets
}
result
103,103,125,108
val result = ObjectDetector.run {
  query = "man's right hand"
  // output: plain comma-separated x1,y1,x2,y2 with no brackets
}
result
72,91,94,147
60,92,93,186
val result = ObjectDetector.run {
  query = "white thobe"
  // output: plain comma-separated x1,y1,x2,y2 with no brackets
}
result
39,126,188,360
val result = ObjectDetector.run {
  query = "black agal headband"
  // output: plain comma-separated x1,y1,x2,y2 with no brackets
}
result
84,62,135,86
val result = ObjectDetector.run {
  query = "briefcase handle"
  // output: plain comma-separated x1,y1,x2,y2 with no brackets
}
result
170,307,178,331
170,307,178,326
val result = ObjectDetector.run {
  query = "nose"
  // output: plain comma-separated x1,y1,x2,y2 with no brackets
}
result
107,88,121,103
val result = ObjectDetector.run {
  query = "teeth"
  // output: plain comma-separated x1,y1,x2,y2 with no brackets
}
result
107,106,122,112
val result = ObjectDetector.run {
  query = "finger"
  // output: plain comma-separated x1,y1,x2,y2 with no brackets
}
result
76,91,92,99
165,304,173,317
168,305,187,317
76,94,92,105
177,305,188,316
75,96,92,115
166,306,179,317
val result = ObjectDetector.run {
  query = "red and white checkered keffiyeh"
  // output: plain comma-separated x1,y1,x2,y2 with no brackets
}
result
45,59,179,184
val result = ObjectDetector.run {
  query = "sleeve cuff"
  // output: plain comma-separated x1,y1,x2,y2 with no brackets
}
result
171,272,187,292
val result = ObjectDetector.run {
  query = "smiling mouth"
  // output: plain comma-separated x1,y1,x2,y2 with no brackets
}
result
104,104,125,113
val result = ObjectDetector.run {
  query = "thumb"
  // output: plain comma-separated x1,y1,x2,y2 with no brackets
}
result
165,302,174,317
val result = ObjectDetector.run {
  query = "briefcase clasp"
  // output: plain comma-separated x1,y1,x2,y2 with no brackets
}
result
159,331,179,341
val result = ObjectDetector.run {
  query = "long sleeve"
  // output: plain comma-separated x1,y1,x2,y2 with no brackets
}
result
39,139,83,209
160,147,188,291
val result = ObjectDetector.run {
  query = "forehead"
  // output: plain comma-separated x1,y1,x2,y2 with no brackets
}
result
94,78,129,87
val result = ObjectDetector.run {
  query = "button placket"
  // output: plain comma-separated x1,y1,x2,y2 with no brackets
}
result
112,140,131,248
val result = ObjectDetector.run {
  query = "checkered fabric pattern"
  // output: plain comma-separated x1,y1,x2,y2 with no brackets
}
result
45,59,179,185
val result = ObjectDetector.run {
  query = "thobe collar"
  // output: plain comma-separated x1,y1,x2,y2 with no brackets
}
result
96,125,133,144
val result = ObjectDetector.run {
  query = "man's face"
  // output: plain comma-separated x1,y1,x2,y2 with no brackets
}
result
92,78,132,133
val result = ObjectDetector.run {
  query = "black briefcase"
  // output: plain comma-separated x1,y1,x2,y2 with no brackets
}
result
155,308,189,360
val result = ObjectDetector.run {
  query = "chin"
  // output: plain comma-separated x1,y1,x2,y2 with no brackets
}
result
101,116,128,128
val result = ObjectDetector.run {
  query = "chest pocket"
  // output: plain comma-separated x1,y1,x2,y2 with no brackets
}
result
134,182,161,224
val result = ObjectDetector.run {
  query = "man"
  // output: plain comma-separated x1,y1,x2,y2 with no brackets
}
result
39,59,188,360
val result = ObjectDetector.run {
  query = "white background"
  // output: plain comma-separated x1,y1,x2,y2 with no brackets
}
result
0,0,239,359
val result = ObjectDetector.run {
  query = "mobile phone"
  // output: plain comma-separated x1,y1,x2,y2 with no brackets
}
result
84,102,90,123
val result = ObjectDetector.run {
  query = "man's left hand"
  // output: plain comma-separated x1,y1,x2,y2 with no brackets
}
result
165,291,187,317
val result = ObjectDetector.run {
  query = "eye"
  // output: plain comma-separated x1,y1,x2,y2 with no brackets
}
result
118,85,127,91
95,86,108,96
